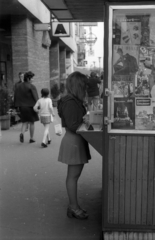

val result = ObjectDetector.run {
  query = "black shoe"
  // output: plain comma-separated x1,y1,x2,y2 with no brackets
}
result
20,133,24,143
48,140,51,144
67,206,88,220
29,139,35,143
41,143,47,148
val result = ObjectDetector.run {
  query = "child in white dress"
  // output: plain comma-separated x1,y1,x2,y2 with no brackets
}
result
34,88,55,148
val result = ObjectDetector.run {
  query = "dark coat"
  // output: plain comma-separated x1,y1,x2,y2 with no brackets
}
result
87,77,101,97
57,95,86,133
14,82,39,107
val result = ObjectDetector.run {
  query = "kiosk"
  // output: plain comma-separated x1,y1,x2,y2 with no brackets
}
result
79,2,155,239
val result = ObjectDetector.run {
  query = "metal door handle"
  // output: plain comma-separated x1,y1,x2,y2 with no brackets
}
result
104,88,114,125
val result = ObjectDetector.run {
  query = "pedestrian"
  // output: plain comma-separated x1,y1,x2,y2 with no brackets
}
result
33,88,55,148
14,72,24,91
99,72,104,107
57,71,91,220
87,71,101,111
14,71,39,143
13,72,29,130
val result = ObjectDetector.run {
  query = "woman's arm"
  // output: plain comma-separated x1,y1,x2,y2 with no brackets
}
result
49,99,55,116
33,100,40,112
31,85,39,102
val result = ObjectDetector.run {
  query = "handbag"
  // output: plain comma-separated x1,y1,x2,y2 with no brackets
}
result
54,117,63,136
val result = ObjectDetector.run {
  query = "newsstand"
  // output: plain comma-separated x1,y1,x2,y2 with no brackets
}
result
78,2,155,239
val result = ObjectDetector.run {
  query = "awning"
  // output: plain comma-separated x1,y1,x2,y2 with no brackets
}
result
42,0,151,22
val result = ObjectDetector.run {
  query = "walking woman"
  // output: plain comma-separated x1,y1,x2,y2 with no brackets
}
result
14,71,39,143
57,71,91,220
33,88,55,148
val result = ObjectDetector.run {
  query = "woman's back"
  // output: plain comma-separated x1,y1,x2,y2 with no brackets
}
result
14,82,38,107
37,97,52,116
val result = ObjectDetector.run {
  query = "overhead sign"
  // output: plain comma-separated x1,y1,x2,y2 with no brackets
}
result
52,22,70,37
34,23,51,31
82,22,98,26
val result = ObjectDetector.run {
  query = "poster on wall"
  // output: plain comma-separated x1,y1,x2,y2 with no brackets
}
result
139,45,155,71
135,46,155,97
112,80,134,98
112,45,139,82
135,98,155,130
113,14,153,46
112,98,135,129
121,21,141,45
113,15,142,45
149,16,155,46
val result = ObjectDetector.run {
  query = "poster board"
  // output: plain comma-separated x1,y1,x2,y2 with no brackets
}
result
110,7,155,132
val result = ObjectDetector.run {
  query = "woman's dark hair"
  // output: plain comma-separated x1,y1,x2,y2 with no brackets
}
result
66,71,87,101
24,71,35,82
41,88,49,98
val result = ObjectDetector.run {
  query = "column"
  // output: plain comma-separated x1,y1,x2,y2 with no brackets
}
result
50,42,60,87
59,47,66,84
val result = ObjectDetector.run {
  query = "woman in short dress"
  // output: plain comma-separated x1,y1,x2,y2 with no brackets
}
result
57,71,91,220
14,71,39,143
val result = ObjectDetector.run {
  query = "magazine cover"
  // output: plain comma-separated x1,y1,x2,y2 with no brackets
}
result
136,46,155,97
113,45,139,81
113,15,142,45
135,71,150,97
135,98,155,130
121,21,141,45
141,15,150,46
149,16,155,46
112,81,134,98
139,46,155,70
112,98,135,129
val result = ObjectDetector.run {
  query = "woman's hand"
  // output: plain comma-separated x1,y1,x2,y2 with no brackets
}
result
83,112,90,125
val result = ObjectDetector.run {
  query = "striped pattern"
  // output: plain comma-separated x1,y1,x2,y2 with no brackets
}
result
104,232,155,240
107,136,155,226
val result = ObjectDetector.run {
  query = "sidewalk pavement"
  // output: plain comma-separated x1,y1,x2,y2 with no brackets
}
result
0,109,103,240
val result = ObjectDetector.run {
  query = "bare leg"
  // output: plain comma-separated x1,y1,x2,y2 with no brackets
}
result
29,122,35,140
66,164,84,209
21,122,28,134
42,123,50,144
19,122,28,142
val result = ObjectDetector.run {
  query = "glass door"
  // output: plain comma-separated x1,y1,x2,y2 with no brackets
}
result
107,5,155,134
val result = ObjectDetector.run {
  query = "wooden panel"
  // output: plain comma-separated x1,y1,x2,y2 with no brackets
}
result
103,232,155,240
119,136,126,224
113,136,120,224
108,136,115,223
142,137,149,225
147,137,154,225
153,138,155,225
130,136,137,225
136,137,143,224
107,135,155,228
125,136,132,224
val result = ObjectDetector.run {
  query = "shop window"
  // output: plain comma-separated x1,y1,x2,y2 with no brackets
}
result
108,6,155,133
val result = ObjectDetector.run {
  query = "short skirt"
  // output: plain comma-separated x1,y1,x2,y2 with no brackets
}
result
19,107,39,123
58,129,91,165
40,115,51,124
